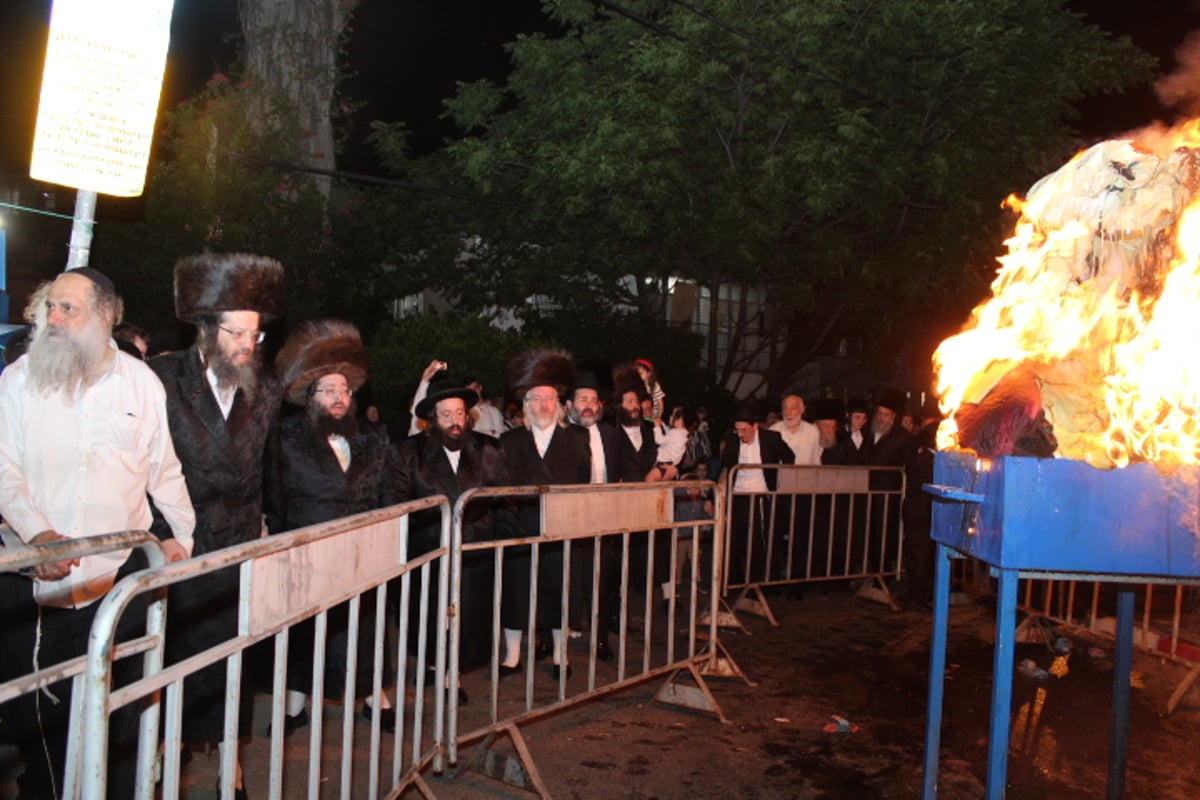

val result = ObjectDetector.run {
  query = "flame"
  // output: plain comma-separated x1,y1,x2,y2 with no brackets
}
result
934,121,1200,468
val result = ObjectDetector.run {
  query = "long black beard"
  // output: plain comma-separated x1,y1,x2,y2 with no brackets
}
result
429,422,468,452
200,334,260,401
26,321,107,400
308,402,358,439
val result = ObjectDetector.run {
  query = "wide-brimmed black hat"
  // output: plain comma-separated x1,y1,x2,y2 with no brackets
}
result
809,398,845,422
415,377,479,420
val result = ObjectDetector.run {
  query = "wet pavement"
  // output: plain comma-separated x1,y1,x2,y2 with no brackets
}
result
5,588,1200,798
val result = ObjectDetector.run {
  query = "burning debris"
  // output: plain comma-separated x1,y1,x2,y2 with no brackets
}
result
935,123,1200,469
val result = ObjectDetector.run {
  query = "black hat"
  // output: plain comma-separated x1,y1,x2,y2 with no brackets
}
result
733,400,760,424
847,396,869,415
507,348,574,400
415,378,479,420
876,387,908,416
65,267,115,295
174,253,285,323
809,398,845,421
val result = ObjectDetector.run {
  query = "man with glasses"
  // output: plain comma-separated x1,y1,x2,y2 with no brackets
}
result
269,319,398,733
149,253,286,798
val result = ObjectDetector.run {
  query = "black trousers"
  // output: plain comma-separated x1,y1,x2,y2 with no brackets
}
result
0,550,150,799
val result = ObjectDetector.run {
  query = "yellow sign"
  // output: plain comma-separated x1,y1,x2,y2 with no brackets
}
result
30,0,175,197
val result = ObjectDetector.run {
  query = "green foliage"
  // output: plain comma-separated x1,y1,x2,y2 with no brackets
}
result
93,76,401,337
387,0,1153,392
366,312,547,426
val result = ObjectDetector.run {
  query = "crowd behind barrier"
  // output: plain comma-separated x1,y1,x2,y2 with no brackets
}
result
29,472,1200,797
722,464,907,603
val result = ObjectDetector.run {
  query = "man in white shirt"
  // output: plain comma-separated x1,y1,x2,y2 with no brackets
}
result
0,268,194,799
465,376,506,438
770,393,822,465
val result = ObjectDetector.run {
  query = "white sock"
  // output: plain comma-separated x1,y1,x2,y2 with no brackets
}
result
551,628,566,666
364,693,392,710
661,582,672,600
285,690,306,717
502,628,522,667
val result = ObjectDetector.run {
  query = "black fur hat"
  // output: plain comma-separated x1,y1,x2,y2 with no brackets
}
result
174,253,285,323
276,320,367,405
611,363,649,405
506,348,574,401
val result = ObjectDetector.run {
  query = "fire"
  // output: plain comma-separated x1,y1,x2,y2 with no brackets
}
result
934,122,1200,469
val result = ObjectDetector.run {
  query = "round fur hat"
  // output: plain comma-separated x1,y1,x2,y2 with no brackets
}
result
611,363,649,404
174,253,286,323
506,348,574,401
276,320,368,405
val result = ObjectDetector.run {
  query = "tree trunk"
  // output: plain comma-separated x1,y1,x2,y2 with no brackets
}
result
239,0,356,197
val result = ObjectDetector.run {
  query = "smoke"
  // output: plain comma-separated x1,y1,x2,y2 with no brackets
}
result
1156,30,1200,116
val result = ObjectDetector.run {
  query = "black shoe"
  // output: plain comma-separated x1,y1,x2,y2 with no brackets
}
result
498,662,522,677
595,640,614,662
534,640,551,661
360,703,396,732
551,664,572,681
267,707,308,738
457,686,469,704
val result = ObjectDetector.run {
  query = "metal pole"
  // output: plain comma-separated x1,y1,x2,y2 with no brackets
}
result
65,189,97,270
1108,588,1135,800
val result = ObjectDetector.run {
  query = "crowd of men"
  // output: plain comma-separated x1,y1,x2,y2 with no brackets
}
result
0,255,937,799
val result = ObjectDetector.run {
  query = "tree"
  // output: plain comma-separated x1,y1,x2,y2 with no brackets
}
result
375,0,1152,397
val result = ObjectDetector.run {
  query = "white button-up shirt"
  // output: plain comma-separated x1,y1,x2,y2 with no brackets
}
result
0,345,195,608
771,419,822,465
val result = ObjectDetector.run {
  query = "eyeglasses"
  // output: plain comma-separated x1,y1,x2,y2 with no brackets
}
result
525,393,559,406
315,387,353,399
218,325,265,344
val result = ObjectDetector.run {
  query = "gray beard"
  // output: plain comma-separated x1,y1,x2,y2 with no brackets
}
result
203,342,260,401
26,326,105,401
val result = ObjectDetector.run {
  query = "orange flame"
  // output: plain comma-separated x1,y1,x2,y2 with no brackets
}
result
934,122,1200,469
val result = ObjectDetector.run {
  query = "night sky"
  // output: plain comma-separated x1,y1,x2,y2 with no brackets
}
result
1,1,1199,178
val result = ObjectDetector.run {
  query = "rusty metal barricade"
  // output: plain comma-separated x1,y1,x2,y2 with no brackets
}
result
1009,573,1200,715
0,530,167,800
722,464,907,622
75,497,452,800
441,480,744,798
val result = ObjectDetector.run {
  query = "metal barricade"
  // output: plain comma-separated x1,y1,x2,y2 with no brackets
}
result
1011,573,1200,714
76,497,452,800
0,531,167,800
722,464,907,620
442,481,744,797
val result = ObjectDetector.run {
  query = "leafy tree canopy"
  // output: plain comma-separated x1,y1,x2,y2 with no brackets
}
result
374,0,1153,391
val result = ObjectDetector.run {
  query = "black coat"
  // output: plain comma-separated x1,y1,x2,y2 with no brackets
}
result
618,419,658,482
865,426,917,469
718,427,795,491
272,415,396,533
499,423,591,629
271,414,397,697
149,345,283,743
595,420,636,484
394,429,513,554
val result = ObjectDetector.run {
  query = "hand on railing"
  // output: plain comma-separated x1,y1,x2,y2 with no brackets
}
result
28,530,80,580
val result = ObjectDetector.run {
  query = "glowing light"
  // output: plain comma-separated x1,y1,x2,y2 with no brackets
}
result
29,0,176,197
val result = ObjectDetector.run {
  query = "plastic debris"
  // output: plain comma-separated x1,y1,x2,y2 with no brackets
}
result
823,715,861,733
1017,658,1050,680
1051,637,1071,655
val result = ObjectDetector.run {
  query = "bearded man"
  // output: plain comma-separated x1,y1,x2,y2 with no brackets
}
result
0,268,194,798
270,320,398,733
149,253,285,797
864,388,916,468
498,350,591,679
395,377,512,684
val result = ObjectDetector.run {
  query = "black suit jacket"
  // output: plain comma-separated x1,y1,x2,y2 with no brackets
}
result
395,429,513,553
864,426,916,469
718,427,795,491
500,423,592,535
595,420,637,483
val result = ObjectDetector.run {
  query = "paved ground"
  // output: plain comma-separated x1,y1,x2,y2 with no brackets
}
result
5,587,1200,798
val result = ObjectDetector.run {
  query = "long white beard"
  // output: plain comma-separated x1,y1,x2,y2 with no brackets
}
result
26,323,107,401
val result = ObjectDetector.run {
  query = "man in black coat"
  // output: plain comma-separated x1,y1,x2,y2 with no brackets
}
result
565,369,635,660
149,253,286,795
718,403,795,586
269,319,398,734
394,376,513,678
864,387,917,468
498,349,591,679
